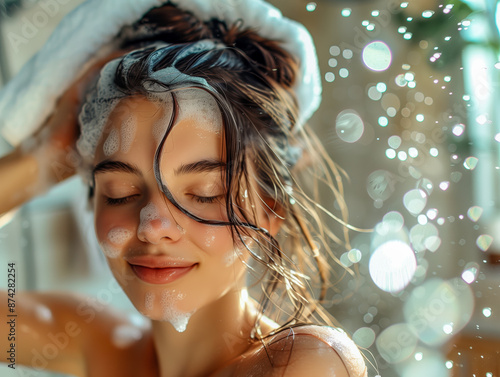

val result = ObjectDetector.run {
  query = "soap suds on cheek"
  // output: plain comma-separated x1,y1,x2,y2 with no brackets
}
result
100,227,133,259
108,227,133,245
138,202,171,234
204,227,217,248
100,242,121,258
120,115,137,154
160,290,195,333
145,292,155,311
103,127,120,156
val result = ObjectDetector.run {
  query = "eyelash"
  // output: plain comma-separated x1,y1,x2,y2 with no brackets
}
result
104,194,222,206
105,196,137,206
191,195,221,204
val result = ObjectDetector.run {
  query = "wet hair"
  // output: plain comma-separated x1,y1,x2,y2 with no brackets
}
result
96,4,352,341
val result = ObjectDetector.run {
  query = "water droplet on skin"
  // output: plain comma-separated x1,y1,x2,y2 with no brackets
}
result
112,325,143,348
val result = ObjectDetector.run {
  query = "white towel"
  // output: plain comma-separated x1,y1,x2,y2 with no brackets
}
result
0,0,321,146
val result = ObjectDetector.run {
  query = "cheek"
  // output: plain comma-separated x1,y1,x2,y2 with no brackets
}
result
95,208,136,258
190,223,234,255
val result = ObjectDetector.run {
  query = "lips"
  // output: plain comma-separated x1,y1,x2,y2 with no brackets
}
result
126,255,196,285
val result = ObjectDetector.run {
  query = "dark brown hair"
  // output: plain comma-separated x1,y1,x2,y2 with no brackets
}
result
110,3,352,341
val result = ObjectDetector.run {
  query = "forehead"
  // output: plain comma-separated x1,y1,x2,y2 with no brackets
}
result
94,89,224,163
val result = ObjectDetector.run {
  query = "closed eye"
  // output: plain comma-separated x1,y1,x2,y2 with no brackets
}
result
191,195,223,204
105,195,139,206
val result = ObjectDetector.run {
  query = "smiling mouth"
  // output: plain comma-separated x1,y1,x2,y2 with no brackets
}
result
129,264,196,285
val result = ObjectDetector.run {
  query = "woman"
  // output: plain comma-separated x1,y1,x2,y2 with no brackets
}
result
0,1,367,376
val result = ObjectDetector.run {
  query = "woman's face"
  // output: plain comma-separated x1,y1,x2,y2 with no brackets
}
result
92,90,267,331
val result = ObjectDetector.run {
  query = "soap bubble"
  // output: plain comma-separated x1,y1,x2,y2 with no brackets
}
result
463,156,478,170
404,278,474,346
367,170,397,201
362,41,392,71
409,223,439,253
401,351,448,377
483,307,492,317
403,189,427,215
476,234,493,251
382,211,405,233
375,323,418,363
348,248,362,263
369,240,416,293
467,206,483,222
335,110,364,143
461,262,479,284
353,327,376,348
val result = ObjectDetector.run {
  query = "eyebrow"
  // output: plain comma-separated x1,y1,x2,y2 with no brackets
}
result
93,160,142,176
174,159,226,176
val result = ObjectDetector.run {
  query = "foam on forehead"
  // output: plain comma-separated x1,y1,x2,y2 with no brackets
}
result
76,41,221,183
174,89,222,134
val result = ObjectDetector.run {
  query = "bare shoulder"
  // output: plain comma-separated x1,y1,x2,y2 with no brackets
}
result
261,325,368,377
2,291,152,376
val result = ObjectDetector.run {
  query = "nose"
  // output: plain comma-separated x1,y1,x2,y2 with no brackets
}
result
136,199,183,244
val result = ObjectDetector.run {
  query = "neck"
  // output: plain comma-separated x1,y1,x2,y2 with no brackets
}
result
151,288,256,377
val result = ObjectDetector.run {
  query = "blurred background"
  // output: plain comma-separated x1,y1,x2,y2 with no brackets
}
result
0,0,499,376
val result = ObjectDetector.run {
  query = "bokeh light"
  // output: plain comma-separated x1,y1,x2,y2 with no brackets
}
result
369,240,417,293
335,110,364,143
404,278,474,346
362,41,392,72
